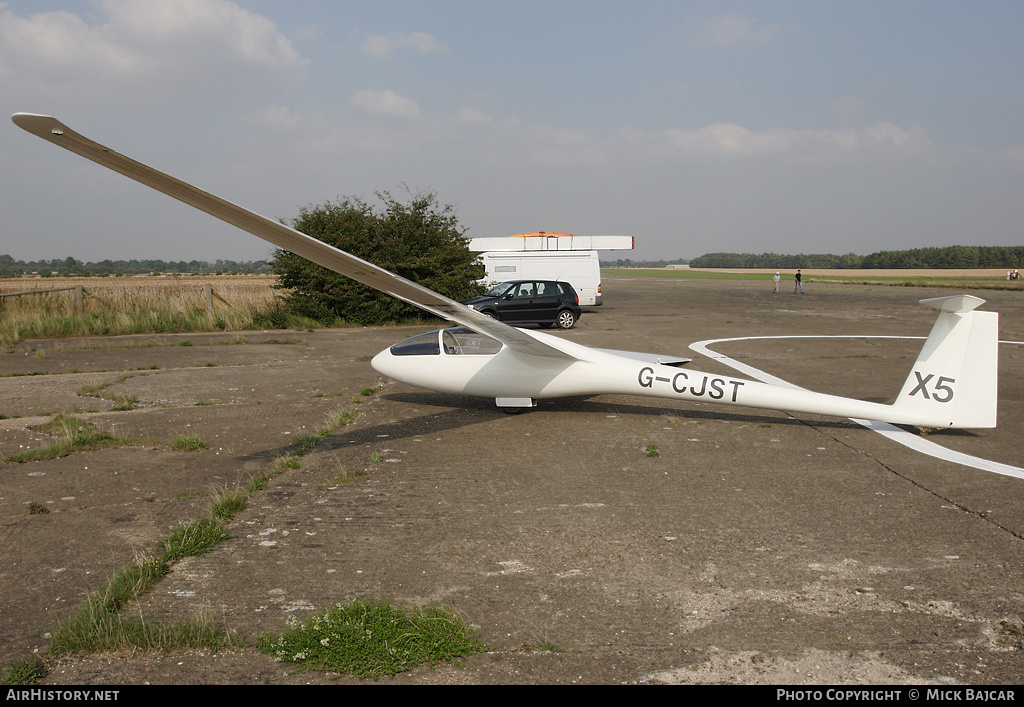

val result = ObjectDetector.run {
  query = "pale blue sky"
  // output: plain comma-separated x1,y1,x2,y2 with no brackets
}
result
2,0,1022,262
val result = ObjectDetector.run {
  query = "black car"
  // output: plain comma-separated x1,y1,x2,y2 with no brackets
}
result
463,280,582,329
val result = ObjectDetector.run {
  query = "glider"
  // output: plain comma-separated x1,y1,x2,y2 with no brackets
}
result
12,113,999,427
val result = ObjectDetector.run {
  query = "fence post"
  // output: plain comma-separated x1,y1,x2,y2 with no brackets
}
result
204,283,214,314
75,286,84,316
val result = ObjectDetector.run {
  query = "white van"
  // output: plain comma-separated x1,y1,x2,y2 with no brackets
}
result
478,250,602,305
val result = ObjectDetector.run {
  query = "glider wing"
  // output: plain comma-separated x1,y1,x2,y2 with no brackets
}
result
11,113,574,360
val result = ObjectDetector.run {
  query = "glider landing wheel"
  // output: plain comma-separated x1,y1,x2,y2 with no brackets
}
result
499,406,530,414
496,397,534,414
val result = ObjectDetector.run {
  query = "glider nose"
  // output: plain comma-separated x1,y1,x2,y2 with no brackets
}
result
370,344,422,386
369,343,436,391
370,347,395,378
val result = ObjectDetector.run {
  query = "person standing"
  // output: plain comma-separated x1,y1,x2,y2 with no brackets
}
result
794,270,803,294
773,272,780,293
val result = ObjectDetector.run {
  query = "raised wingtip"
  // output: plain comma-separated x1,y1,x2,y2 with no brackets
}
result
12,112,49,123
12,113,61,136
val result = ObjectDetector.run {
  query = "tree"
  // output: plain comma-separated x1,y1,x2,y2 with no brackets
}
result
272,190,485,325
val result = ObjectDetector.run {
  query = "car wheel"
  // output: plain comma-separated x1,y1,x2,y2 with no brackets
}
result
481,310,497,319
556,309,576,329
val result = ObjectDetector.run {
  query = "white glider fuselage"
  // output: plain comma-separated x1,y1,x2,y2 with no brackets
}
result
371,294,999,429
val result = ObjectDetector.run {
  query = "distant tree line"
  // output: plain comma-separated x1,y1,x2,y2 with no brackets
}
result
859,246,1024,269
0,254,273,277
688,246,1024,269
688,253,864,269
600,258,690,268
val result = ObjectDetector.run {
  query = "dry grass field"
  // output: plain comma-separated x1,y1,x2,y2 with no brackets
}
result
0,275,284,347
0,274,279,314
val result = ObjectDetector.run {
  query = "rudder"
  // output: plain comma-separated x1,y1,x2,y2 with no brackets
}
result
894,295,998,428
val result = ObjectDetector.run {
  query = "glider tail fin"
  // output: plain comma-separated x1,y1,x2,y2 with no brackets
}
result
892,295,998,428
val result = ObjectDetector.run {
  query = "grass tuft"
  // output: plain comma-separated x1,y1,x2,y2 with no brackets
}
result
275,455,301,470
1,657,47,685
5,414,136,463
49,557,170,654
258,597,486,678
294,430,329,456
171,433,207,451
291,407,359,457
329,467,363,486
210,486,248,521
158,518,230,560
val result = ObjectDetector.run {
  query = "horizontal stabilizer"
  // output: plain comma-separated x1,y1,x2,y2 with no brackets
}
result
919,294,985,313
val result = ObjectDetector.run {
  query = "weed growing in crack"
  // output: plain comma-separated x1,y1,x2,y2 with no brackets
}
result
5,414,137,463
258,598,486,679
172,433,207,451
